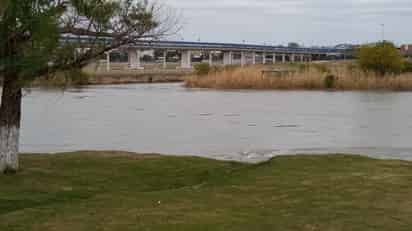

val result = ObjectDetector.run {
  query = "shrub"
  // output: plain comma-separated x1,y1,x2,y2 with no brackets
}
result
193,63,211,76
324,74,336,88
403,60,412,73
357,41,404,76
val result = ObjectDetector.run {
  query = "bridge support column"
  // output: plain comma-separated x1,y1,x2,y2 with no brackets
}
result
300,54,304,62
223,51,233,65
241,52,246,67
291,54,295,62
282,54,286,63
181,50,192,69
208,52,213,66
262,53,267,65
163,50,167,69
105,51,111,72
252,52,256,65
272,54,276,64
129,49,144,69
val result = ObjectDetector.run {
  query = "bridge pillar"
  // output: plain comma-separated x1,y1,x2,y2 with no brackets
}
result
262,53,267,65
282,54,286,63
209,52,213,66
300,54,304,62
105,51,111,72
252,52,256,65
181,50,192,69
241,52,246,67
291,54,295,62
272,54,276,64
223,51,233,65
129,49,144,69
163,50,167,69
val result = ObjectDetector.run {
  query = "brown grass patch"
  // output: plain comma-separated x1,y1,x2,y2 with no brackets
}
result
185,63,412,91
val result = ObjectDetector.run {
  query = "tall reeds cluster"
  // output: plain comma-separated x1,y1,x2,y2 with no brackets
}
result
185,62,412,91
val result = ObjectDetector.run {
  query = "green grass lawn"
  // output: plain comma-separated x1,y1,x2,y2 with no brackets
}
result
1,151,412,231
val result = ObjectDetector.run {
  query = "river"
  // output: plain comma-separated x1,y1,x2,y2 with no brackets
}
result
19,83,412,162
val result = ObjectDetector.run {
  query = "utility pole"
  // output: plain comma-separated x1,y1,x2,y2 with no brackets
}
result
381,24,385,42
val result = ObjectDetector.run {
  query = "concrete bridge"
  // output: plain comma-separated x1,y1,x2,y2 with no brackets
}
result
64,37,349,71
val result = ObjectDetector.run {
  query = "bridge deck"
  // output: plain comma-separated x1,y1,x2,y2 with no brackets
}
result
60,36,346,55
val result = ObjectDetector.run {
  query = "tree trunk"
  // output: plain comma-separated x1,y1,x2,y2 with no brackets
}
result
0,75,22,173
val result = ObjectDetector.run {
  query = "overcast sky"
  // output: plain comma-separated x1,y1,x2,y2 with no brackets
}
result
162,0,412,46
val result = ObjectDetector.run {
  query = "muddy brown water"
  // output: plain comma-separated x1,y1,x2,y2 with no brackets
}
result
17,83,412,162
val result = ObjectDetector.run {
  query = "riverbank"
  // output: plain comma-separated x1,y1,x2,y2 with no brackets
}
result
29,68,191,87
1,151,412,230
83,63,192,85
185,62,412,91
86,69,191,85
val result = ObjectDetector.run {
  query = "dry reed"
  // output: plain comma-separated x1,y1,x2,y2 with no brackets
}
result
185,63,412,91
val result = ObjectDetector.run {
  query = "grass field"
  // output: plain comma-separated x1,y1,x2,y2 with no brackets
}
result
1,151,412,230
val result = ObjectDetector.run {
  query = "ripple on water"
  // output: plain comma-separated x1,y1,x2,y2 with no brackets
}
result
199,113,213,116
224,113,241,117
73,96,91,99
273,124,300,128
228,121,241,125
67,89,85,93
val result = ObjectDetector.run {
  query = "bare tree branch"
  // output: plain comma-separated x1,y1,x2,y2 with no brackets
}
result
0,0,180,79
